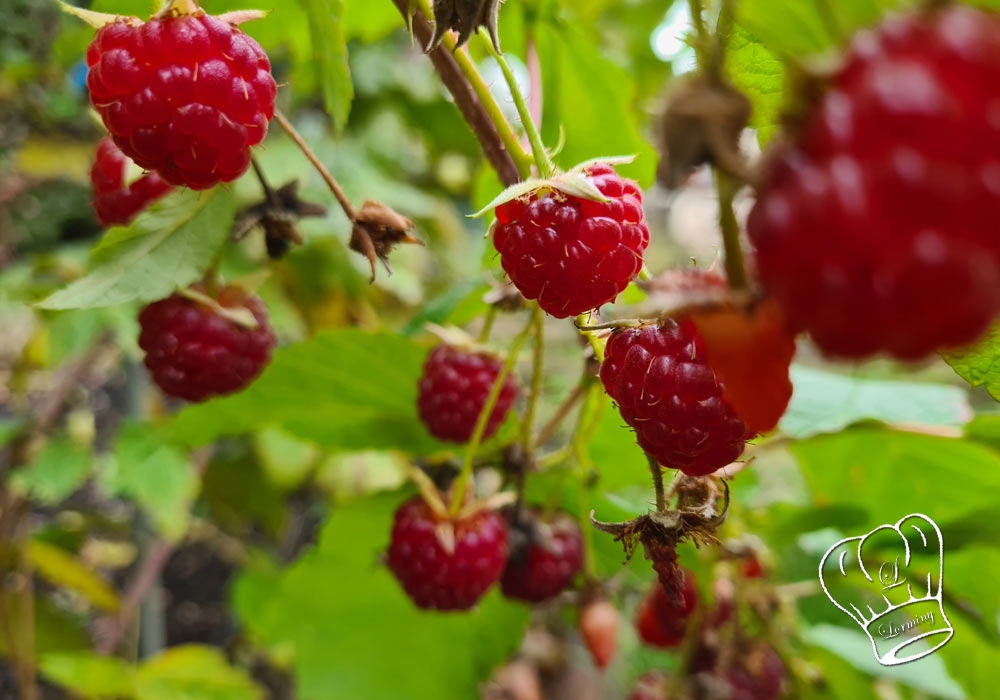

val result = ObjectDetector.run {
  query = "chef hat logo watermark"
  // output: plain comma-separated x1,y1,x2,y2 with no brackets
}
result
818,513,953,666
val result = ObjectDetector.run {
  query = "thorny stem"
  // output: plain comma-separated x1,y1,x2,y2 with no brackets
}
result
648,453,666,512
520,305,545,451
273,109,357,221
398,0,530,184
449,312,535,516
481,33,556,178
686,0,712,69
715,168,748,290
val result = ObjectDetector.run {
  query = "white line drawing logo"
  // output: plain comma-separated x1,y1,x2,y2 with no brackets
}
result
818,513,953,666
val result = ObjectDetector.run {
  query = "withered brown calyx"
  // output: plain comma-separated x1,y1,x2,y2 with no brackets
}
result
232,180,327,259
350,200,424,282
657,74,752,190
427,0,502,53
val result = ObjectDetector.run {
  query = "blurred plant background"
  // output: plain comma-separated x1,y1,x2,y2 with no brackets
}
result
1,0,999,698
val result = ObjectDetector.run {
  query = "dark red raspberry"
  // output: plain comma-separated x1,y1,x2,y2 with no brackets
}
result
85,10,276,190
600,320,749,476
90,136,173,227
386,496,508,611
491,164,650,318
500,513,582,603
727,644,785,700
417,345,518,443
636,570,698,649
138,285,276,402
747,5,1000,360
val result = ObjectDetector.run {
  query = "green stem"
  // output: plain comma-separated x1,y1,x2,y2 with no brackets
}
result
481,33,556,178
648,453,666,512
686,0,712,70
416,0,533,179
570,382,606,577
520,305,545,450
715,170,748,290
478,305,497,343
449,312,535,515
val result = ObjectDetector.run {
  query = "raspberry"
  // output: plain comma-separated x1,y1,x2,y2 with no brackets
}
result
635,570,698,649
627,672,670,700
386,496,508,610
85,11,276,190
491,164,650,318
600,320,749,476
500,513,582,603
747,5,1000,360
579,598,619,669
740,554,765,580
138,285,276,402
726,644,785,700
417,345,518,443
90,137,173,227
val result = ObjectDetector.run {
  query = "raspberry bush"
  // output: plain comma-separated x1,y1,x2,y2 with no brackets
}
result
3,0,997,698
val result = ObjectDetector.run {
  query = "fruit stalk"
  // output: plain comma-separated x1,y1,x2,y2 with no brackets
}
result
520,305,545,450
648,453,666,512
273,109,357,220
482,33,556,178
449,312,535,515
715,170,748,290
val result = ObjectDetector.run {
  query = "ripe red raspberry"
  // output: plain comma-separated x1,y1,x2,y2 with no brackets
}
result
600,320,749,476
417,345,518,443
386,496,508,610
138,285,276,402
85,10,276,190
636,570,698,649
500,513,582,603
579,597,619,669
491,164,650,318
747,5,1000,360
91,137,173,227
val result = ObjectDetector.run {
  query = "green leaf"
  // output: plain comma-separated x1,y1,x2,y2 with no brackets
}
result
535,21,657,186
29,540,120,612
40,653,136,700
135,645,264,700
937,602,1000,700
943,323,1000,401
735,0,897,57
38,188,236,310
10,437,92,505
802,625,964,699
342,0,401,42
168,329,442,455
781,365,970,439
231,491,530,699
727,26,783,145
790,428,1000,528
101,422,199,541
299,0,354,132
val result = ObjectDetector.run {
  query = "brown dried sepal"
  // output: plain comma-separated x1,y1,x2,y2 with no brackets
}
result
427,0,502,53
590,477,729,591
232,180,327,259
349,200,423,282
657,74,752,189
483,281,526,312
